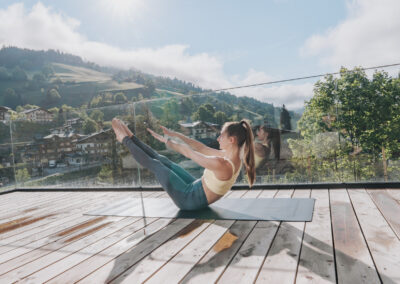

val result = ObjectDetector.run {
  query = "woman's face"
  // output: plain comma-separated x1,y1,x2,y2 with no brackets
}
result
257,127,266,140
217,126,232,150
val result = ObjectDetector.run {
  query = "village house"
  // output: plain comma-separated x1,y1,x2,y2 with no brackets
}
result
179,121,220,148
19,131,86,166
76,131,113,163
21,107,54,123
0,106,12,123
179,121,220,140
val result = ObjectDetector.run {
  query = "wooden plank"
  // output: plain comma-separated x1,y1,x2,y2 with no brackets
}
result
113,189,258,283
295,190,336,284
215,190,293,283
0,191,108,241
386,189,400,203
0,192,131,254
177,221,256,284
258,189,278,198
368,189,400,239
0,191,75,218
254,190,309,283
144,220,235,284
19,217,160,283
138,190,252,284
348,189,400,284
74,218,192,283
0,215,125,281
329,189,381,284
174,190,263,284
45,193,177,283
0,191,156,242
0,192,136,263
4,216,133,283
0,191,56,209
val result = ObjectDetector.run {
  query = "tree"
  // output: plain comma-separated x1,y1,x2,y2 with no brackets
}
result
0,67,9,80
33,73,46,83
11,66,27,81
144,79,155,97
15,168,30,184
45,88,61,107
114,92,127,104
90,109,104,122
280,104,291,130
4,88,22,109
162,99,180,128
42,65,54,78
192,103,215,122
180,97,194,119
83,118,98,134
298,67,400,181
214,111,228,125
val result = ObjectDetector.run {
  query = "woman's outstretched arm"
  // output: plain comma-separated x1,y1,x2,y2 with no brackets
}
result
161,126,222,157
147,128,232,179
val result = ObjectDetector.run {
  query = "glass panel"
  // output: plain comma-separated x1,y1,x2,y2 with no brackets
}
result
6,66,399,188
0,118,14,191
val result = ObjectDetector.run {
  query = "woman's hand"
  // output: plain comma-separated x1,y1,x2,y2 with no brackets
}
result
147,128,168,144
160,125,177,137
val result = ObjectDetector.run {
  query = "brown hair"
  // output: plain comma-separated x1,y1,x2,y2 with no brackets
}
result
258,125,281,161
225,120,256,187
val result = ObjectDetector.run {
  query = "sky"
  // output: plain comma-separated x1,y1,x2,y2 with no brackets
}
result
0,0,400,111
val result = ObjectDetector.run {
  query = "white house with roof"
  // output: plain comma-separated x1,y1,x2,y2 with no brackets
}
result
179,121,220,140
21,107,54,123
0,106,12,123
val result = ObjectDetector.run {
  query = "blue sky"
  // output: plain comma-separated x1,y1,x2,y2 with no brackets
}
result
1,0,399,110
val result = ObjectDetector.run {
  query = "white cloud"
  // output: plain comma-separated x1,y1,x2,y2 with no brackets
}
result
0,2,311,111
232,82,314,111
302,0,400,71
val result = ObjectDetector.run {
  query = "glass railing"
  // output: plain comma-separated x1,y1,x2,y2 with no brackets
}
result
1,70,400,191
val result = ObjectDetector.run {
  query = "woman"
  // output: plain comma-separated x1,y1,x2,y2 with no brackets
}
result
254,125,272,169
112,118,255,210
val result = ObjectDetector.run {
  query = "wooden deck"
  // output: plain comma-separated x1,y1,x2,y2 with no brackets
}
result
0,188,399,283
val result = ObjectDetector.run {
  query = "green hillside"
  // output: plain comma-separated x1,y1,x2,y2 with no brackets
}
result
0,47,300,129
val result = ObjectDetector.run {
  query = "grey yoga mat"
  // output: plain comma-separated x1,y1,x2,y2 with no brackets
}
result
85,197,315,222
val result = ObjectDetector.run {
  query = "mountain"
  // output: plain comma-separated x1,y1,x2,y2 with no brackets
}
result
0,47,300,129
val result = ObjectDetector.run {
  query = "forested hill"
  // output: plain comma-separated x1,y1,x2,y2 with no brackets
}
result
0,47,300,128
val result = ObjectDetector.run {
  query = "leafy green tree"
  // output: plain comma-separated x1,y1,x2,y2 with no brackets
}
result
280,104,291,130
97,164,113,183
298,67,400,181
4,88,22,109
192,103,215,122
44,88,61,107
180,97,194,119
114,92,127,104
83,118,98,134
214,111,228,125
162,99,180,128
90,109,104,122
144,79,155,97
33,73,46,83
11,66,27,81
16,168,30,184
0,67,9,80
42,65,54,78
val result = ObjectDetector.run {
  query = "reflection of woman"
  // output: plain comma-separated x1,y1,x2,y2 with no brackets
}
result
112,118,255,210
254,126,271,168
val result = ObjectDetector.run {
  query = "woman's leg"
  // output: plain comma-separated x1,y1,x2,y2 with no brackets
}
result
130,135,195,184
122,136,204,209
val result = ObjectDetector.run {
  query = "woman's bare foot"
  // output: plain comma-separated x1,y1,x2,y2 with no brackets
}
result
112,118,128,142
120,122,134,138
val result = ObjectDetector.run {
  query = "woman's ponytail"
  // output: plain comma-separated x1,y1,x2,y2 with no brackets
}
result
240,120,256,187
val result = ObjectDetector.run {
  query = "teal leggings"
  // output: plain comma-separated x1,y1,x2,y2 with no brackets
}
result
122,136,209,210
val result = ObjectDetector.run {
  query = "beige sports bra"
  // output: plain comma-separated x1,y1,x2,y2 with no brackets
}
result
202,158,241,196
